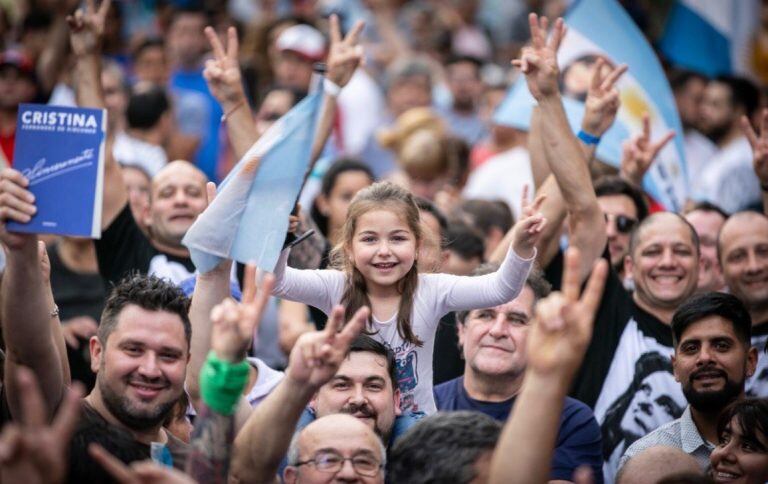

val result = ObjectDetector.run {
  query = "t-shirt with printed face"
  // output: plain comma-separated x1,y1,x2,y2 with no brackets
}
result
545,250,687,483
746,321,768,397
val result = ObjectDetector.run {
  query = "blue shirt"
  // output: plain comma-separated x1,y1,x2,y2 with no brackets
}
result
169,68,224,182
434,376,604,483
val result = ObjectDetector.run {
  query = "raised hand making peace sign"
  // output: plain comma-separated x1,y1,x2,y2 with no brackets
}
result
0,368,83,484
527,248,608,378
513,13,567,100
287,304,370,389
620,113,675,186
326,15,365,88
203,26,246,110
67,0,111,56
742,109,768,187
209,264,275,363
511,185,547,260
582,57,628,138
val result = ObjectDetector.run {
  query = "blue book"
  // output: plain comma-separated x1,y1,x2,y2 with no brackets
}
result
7,104,106,238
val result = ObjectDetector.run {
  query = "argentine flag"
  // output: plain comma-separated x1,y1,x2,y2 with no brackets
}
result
660,0,758,77
183,90,322,274
494,0,687,210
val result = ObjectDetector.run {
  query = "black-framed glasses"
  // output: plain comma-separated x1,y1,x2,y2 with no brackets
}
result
294,451,383,477
604,213,639,234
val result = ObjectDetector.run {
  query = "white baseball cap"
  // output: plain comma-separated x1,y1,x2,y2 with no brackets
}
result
276,24,326,62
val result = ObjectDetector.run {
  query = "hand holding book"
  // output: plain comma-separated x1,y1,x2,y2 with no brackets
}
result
0,168,37,250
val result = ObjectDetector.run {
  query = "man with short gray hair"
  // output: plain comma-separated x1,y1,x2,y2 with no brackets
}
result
284,414,386,484
434,266,603,482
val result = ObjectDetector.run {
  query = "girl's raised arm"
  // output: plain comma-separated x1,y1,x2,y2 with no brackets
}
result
271,249,345,316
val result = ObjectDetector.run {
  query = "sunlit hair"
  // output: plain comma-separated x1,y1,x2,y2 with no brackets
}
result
331,181,424,346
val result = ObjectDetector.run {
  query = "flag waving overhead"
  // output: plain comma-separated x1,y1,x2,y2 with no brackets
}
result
183,90,322,274
659,0,759,78
494,0,687,211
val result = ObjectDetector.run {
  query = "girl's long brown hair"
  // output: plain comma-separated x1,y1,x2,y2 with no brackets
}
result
330,182,424,346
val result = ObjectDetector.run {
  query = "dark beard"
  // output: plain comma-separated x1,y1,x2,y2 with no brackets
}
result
704,122,732,145
98,376,177,431
453,98,476,114
340,402,386,439
683,370,743,414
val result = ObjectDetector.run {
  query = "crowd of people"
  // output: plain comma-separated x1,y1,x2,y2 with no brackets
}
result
1,0,768,483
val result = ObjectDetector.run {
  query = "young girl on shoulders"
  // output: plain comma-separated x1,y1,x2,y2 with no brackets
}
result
273,181,544,414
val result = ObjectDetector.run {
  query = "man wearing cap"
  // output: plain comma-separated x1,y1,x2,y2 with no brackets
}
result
0,49,39,168
274,24,326,97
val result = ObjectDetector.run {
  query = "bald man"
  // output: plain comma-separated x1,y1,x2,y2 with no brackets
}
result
617,446,702,484
96,159,209,285
284,414,386,484
566,212,700,481
719,211,768,396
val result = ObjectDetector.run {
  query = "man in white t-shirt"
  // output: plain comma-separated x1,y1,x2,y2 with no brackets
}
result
462,145,533,220
692,76,761,213
112,84,172,177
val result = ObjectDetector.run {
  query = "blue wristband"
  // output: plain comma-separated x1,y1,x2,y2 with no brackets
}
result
577,130,601,145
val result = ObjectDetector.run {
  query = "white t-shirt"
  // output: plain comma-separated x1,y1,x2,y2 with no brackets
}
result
462,146,534,220
691,136,760,213
245,357,284,408
113,131,168,177
271,246,534,415
683,130,716,186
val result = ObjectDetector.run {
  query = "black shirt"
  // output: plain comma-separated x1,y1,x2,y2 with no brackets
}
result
48,243,105,390
432,312,465,385
545,249,687,479
95,204,195,286
67,401,188,483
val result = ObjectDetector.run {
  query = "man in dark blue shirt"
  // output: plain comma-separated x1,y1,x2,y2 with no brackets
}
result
434,266,603,483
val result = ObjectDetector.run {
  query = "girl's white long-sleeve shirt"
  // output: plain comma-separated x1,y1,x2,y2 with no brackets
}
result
272,247,535,414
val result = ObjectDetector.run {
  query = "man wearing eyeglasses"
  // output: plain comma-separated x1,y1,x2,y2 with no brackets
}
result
594,176,649,285
231,309,404,483
284,414,385,483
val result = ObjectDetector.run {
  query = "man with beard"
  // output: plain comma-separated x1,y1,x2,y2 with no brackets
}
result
0,212,193,480
718,211,768,397
618,292,757,473
437,55,488,145
231,314,409,483
692,76,761,214
434,265,603,482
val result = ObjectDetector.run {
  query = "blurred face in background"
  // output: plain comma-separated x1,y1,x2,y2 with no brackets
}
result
0,66,36,109
167,12,208,69
685,209,726,293
447,61,482,113
700,81,738,143
134,43,169,85
387,75,432,118
255,89,296,137
674,76,707,131
274,50,314,93
101,67,128,127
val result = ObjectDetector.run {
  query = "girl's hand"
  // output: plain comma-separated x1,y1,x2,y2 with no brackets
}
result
512,187,547,259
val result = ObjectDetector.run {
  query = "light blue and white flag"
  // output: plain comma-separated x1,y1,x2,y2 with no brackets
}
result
183,90,322,273
494,0,688,211
659,0,759,78
659,0,734,77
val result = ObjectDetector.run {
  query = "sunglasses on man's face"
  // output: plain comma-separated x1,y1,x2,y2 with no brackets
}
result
604,213,639,234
